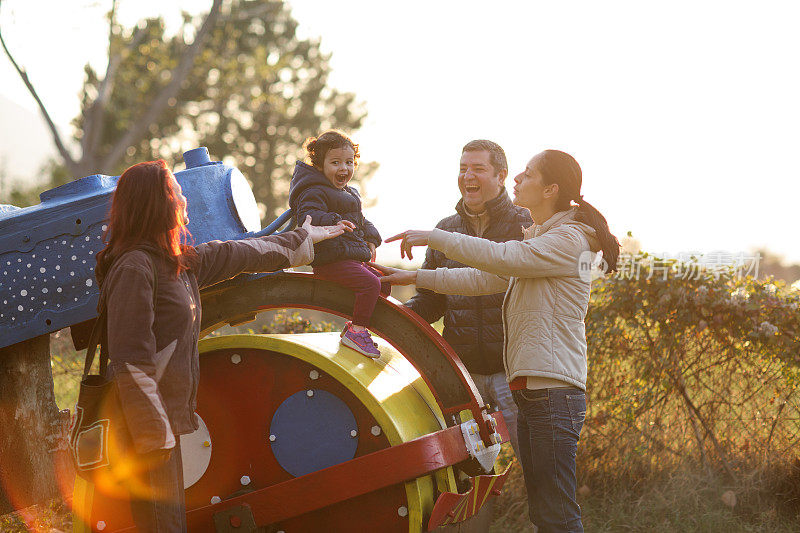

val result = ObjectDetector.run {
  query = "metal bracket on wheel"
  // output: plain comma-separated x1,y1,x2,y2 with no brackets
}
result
460,417,502,474
213,503,257,532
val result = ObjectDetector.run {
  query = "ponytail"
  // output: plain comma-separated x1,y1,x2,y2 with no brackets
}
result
537,149,620,273
574,197,620,273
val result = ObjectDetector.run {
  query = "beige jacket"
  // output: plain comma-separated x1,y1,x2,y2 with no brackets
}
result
416,208,599,390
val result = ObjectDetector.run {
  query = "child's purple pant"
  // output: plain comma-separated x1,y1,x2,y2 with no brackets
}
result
313,260,391,327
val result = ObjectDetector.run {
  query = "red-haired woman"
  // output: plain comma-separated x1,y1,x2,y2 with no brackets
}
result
95,160,348,531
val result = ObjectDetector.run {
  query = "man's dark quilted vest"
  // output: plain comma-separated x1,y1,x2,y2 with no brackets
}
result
406,191,532,375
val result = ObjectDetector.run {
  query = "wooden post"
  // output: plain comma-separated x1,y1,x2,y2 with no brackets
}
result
0,335,72,514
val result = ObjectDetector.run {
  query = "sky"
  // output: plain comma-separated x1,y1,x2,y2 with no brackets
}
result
1,0,799,265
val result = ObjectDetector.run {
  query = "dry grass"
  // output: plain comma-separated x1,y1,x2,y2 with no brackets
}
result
490,446,800,533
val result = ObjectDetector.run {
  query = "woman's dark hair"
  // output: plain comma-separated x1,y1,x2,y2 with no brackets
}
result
96,160,195,281
304,130,360,169
536,149,620,273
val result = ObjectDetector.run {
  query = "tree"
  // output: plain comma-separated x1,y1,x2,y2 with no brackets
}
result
0,0,223,178
1,0,373,218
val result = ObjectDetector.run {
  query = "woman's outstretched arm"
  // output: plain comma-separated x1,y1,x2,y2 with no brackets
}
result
386,226,590,279
370,263,509,296
194,216,352,288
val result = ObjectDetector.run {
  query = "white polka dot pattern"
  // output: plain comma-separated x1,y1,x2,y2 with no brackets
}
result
0,221,106,335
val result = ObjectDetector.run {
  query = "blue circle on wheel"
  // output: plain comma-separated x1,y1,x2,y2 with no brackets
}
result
269,389,358,477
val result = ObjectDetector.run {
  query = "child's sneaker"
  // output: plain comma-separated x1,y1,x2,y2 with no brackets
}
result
340,323,381,358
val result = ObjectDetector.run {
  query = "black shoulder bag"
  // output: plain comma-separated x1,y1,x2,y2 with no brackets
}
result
68,254,158,487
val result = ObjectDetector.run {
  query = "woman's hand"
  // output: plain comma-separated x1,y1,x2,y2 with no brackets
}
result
302,215,355,244
338,220,358,232
138,447,173,470
368,262,417,286
368,242,377,262
384,230,432,260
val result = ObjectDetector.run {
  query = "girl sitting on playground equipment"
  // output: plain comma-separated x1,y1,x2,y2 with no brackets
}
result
288,130,388,358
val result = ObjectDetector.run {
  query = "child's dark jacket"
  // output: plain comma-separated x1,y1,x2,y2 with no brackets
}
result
288,160,381,266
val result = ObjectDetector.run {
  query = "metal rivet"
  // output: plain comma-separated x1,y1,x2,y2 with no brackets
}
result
307,390,314,397
240,475,251,486
309,370,319,380
398,506,408,517
96,521,106,531
231,353,242,364
371,425,381,436
203,440,211,448
269,434,276,442
350,429,358,438
210,496,221,504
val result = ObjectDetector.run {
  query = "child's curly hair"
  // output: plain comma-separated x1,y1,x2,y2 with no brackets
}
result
303,130,360,169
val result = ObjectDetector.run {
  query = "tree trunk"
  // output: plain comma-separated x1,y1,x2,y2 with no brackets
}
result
0,335,73,514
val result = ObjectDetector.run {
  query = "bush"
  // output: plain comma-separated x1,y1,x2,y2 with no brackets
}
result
493,257,800,531
581,255,800,509
259,310,338,334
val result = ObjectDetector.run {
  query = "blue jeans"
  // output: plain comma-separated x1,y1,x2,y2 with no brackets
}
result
513,387,586,533
129,439,187,532
471,372,520,456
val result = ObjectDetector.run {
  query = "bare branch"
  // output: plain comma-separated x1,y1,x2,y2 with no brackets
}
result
233,3,271,21
83,21,148,160
766,389,795,455
100,0,223,170
672,361,736,479
0,0,77,173
80,0,117,163
107,0,118,51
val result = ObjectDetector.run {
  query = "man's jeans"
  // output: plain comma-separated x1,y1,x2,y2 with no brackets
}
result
471,372,519,456
513,387,586,533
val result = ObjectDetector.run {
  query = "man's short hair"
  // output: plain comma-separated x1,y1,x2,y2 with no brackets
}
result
462,140,508,175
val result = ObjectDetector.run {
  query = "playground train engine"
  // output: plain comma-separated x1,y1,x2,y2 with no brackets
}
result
0,148,511,532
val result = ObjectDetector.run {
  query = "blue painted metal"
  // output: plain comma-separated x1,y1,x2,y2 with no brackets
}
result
182,147,215,169
256,209,295,237
269,389,359,478
0,148,291,350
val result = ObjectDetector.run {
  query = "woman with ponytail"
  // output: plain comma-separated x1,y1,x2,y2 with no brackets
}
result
376,149,619,533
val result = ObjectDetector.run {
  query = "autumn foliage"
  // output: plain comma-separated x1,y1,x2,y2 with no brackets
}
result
582,256,800,486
